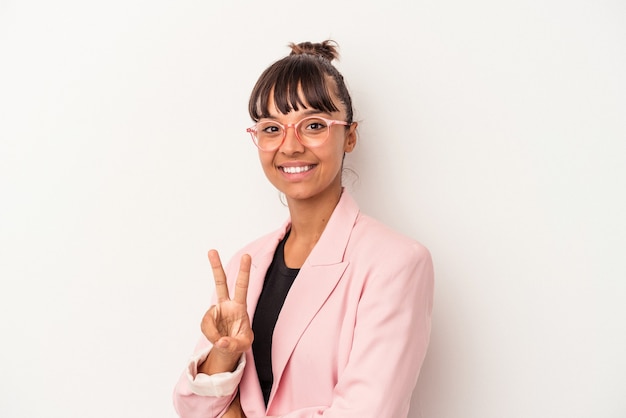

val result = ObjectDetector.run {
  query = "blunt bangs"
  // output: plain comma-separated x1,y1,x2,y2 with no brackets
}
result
249,55,341,121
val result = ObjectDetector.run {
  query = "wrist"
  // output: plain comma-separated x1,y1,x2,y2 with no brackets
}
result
199,349,241,375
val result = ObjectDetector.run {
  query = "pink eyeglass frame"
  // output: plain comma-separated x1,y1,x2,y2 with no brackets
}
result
246,116,351,151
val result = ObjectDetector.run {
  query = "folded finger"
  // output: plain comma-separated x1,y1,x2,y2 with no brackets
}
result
200,305,223,344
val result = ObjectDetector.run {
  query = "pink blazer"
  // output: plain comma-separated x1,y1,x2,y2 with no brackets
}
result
174,192,434,417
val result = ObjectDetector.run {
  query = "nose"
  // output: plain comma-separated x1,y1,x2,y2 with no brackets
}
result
279,124,305,154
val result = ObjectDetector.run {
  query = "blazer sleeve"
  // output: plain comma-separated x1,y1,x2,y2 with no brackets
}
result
172,255,246,418
270,242,434,418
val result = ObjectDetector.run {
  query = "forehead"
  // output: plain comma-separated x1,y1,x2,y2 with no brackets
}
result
264,81,344,117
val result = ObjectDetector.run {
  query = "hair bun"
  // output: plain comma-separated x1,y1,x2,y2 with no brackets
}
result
289,40,339,61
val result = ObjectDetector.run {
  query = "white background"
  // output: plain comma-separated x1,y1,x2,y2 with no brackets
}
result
1,1,625,417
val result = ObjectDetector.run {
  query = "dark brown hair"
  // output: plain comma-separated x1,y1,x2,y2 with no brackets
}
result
248,40,354,124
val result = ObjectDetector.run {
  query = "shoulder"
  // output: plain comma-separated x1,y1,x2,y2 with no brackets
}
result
223,223,287,270
344,212,434,312
349,212,432,263
238,228,283,254
335,211,434,294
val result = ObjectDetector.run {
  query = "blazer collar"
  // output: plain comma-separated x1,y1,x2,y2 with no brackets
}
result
271,190,360,408
240,190,361,414
304,189,360,266
243,189,360,328
247,189,361,270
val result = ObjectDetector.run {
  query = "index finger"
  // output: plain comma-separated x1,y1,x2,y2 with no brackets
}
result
233,254,251,305
208,249,230,302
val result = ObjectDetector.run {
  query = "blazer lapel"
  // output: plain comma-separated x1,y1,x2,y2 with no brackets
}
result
268,191,360,407
239,230,285,416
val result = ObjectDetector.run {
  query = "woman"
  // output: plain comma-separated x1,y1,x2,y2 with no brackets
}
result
173,40,434,418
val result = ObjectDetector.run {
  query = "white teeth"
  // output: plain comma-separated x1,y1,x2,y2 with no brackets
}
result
282,165,313,174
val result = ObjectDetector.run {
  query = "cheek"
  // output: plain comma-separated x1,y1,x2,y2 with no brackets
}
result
258,152,274,169
259,153,282,185
329,139,349,164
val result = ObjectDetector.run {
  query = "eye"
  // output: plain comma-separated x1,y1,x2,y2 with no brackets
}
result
304,119,327,131
258,122,283,136
263,125,279,133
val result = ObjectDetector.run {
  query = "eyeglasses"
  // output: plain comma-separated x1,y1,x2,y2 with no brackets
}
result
246,116,350,152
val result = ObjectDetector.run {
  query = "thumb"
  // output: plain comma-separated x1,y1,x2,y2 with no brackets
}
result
215,336,239,352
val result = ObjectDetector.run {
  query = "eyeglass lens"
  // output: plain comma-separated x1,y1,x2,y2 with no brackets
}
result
255,117,331,150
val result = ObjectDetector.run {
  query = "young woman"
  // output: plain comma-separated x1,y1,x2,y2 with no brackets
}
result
173,40,434,418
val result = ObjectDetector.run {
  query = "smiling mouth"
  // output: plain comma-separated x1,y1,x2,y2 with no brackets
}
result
280,165,315,174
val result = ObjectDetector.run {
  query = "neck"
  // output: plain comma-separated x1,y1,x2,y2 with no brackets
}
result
288,187,342,238
282,186,343,267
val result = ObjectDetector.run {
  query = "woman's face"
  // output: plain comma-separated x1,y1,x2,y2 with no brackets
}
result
257,88,357,205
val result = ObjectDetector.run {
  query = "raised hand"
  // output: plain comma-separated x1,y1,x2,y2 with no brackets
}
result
199,250,254,375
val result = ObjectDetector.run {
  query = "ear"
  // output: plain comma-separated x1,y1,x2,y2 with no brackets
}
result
343,122,358,153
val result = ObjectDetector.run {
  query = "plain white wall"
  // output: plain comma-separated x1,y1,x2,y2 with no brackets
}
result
1,0,625,417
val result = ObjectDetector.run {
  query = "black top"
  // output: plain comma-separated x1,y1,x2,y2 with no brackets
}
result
251,231,299,407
